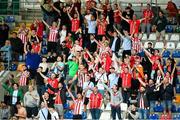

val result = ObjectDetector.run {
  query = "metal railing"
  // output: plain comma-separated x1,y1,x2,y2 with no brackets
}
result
0,50,11,71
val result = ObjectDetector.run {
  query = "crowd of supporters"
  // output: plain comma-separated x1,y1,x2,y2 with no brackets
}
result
0,0,179,119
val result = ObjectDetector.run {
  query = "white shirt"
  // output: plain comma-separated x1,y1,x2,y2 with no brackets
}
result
38,108,48,120
83,81,94,98
51,111,59,120
95,72,108,90
39,63,49,73
121,36,131,50
12,90,18,105
111,37,117,52
108,73,119,88
59,30,67,43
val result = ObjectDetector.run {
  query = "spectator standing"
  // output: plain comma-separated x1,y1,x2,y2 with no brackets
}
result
0,40,12,61
141,4,154,38
36,102,48,120
23,85,40,119
154,11,167,41
14,102,27,120
0,20,9,47
42,19,61,53
102,82,123,120
89,86,103,120
9,32,23,62
1,83,23,117
18,23,29,44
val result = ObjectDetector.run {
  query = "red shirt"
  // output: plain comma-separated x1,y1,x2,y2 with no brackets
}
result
114,10,121,23
89,93,103,109
150,55,160,70
36,21,44,40
97,19,107,35
120,72,132,88
54,90,62,104
128,20,141,34
142,9,153,24
47,78,58,94
71,19,80,32
32,43,41,53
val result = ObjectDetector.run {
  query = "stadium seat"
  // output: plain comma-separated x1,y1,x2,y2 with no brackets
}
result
5,16,15,23
42,40,47,46
171,104,177,112
154,42,164,49
165,25,174,33
166,42,175,49
160,34,169,41
64,110,73,119
141,33,148,41
41,47,48,55
176,85,180,93
176,43,180,49
9,64,17,71
63,103,69,109
154,104,164,112
170,34,180,41
172,50,180,58
149,114,159,120
148,33,156,41
162,50,171,58
175,26,180,33
177,106,180,112
105,103,111,110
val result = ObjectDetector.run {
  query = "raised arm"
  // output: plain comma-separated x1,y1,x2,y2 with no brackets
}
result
51,4,61,15
137,77,146,87
38,71,49,80
42,19,50,29
119,12,129,23
24,42,28,54
67,88,76,102
57,18,61,29
171,61,177,78
158,63,165,77
92,6,104,12
75,7,80,20
67,10,73,20
113,25,123,38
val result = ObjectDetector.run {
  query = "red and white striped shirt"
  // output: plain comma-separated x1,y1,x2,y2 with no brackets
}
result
73,99,84,115
89,93,103,109
120,72,132,88
18,29,29,44
142,9,153,24
71,19,80,32
131,37,141,53
139,95,145,109
19,71,30,86
77,71,86,88
48,27,58,42
54,90,62,105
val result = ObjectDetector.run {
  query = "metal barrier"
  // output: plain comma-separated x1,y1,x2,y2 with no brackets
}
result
0,50,11,71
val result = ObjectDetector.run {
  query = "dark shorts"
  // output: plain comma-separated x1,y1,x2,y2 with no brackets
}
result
84,97,89,105
26,106,38,118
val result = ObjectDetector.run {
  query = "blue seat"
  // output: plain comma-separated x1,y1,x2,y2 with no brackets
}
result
63,103,69,109
172,51,180,58
41,47,48,55
10,64,17,71
162,50,171,58
149,114,159,120
154,104,164,112
176,85,180,93
5,16,15,23
64,110,73,119
171,104,177,112
42,40,47,46
177,106,180,112
82,112,87,119
138,51,145,57
165,25,173,33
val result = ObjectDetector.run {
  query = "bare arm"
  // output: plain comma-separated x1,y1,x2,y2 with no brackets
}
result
75,7,80,20
42,19,50,29
57,19,61,29
137,77,146,87
24,42,28,54
67,10,73,20
39,71,49,80
67,88,76,102
119,13,129,23
92,6,104,12
51,4,61,15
